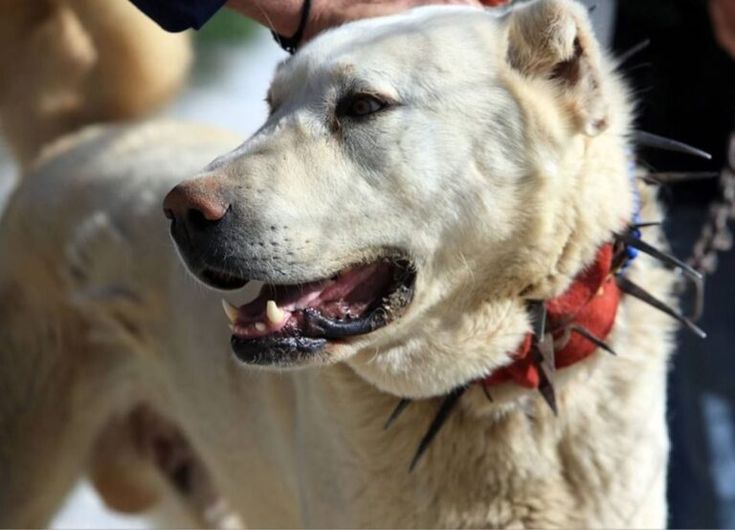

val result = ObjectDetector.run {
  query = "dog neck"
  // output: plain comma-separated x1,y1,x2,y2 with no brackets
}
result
390,240,628,469
480,242,620,392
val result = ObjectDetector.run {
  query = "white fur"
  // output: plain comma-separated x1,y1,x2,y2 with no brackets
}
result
0,1,677,527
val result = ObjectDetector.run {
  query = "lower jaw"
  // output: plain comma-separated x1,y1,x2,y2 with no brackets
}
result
229,301,396,366
230,335,328,366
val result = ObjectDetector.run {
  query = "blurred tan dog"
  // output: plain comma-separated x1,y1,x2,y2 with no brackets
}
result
0,0,677,527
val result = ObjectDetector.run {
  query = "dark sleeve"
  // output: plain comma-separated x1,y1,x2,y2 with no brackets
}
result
129,0,228,32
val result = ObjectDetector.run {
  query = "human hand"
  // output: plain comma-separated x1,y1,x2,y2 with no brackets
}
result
710,0,735,59
305,0,509,41
228,0,509,47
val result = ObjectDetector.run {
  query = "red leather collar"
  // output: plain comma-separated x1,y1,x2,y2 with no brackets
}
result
480,244,620,389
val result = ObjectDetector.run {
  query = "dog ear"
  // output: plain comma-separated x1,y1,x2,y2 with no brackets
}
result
505,0,608,136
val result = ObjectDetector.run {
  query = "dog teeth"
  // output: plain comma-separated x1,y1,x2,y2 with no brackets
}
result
222,299,239,324
266,300,285,325
254,322,267,332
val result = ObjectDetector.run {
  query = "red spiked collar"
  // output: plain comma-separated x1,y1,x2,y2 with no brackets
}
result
480,243,620,391
395,222,706,470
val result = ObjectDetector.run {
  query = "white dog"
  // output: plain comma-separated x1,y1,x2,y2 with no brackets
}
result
0,0,681,527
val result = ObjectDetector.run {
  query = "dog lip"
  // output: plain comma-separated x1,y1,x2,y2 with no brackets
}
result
301,306,389,339
229,302,400,362
230,334,328,365
200,267,250,290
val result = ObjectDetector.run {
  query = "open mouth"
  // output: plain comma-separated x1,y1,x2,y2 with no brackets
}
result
219,258,415,365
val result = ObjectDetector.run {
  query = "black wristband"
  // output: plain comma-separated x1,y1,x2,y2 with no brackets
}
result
271,0,312,54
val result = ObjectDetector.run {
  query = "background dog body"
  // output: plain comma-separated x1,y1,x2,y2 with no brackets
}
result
0,1,677,527
0,0,191,169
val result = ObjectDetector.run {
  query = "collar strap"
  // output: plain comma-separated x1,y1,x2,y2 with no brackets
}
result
480,243,620,389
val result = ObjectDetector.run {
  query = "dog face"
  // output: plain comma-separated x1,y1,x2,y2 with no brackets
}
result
164,0,633,398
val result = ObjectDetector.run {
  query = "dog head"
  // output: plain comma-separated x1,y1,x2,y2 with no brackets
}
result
164,0,633,398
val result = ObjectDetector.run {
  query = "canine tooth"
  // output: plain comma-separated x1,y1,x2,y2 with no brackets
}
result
266,300,285,325
222,299,239,324
254,322,267,332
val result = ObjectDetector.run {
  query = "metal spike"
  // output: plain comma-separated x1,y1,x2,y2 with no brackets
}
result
384,398,412,430
626,62,653,75
536,333,556,374
552,325,572,352
618,38,651,65
645,171,719,184
681,274,706,323
635,131,712,160
529,301,554,373
481,384,494,403
409,387,467,472
570,324,618,355
614,231,703,280
536,363,558,415
611,244,631,272
616,275,707,338
632,221,662,229
527,300,547,338
640,174,663,186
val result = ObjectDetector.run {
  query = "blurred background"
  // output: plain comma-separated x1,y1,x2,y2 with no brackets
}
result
0,11,285,529
0,0,733,527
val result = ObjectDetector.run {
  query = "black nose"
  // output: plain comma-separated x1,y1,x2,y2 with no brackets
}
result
163,179,230,235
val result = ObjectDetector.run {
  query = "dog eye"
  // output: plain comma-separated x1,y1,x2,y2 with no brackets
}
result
339,94,389,118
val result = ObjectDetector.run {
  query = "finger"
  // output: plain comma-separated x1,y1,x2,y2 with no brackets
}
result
710,0,735,59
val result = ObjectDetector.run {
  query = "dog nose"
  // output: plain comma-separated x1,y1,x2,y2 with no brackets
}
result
163,180,229,231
